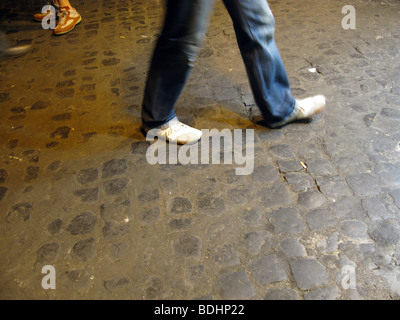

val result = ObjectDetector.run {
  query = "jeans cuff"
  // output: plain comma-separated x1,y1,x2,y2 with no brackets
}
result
141,116,179,134
159,116,179,129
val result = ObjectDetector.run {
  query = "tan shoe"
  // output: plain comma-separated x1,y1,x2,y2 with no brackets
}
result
53,7,82,36
33,2,59,21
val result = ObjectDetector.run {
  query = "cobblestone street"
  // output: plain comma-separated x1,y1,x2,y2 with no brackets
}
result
0,0,399,300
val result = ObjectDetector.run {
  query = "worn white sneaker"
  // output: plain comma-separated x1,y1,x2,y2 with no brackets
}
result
146,120,203,145
296,95,326,118
270,95,326,128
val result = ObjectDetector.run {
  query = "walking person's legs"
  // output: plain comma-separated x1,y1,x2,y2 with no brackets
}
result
34,0,82,36
141,0,326,144
223,0,325,128
141,0,215,144
0,31,30,60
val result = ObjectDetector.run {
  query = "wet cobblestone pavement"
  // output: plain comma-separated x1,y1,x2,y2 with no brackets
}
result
0,0,399,300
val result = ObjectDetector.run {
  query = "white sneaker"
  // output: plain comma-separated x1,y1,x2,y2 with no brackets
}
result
146,120,203,145
296,95,326,118
270,95,326,128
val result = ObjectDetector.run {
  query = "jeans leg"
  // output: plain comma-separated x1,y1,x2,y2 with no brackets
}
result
141,0,215,131
222,0,296,126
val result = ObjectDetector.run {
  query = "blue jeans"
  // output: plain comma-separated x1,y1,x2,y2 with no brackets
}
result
141,0,296,130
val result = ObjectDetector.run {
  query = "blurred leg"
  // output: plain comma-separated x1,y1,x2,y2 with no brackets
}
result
141,0,215,131
223,0,296,126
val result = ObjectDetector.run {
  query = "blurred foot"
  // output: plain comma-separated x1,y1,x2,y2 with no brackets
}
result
33,2,59,21
269,95,326,128
3,45,31,57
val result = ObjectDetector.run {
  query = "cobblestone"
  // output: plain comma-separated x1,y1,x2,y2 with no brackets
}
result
215,270,255,299
290,258,330,291
0,0,399,300
249,254,288,285
270,207,306,235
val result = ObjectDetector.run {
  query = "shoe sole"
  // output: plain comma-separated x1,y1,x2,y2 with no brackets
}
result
53,16,82,36
143,128,202,145
268,98,326,129
146,133,202,145
34,6,60,22
34,16,58,22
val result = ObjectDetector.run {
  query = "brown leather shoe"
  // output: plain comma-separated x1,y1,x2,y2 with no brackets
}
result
33,2,59,21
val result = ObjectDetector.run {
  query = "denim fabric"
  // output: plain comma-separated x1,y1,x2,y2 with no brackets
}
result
141,0,296,131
